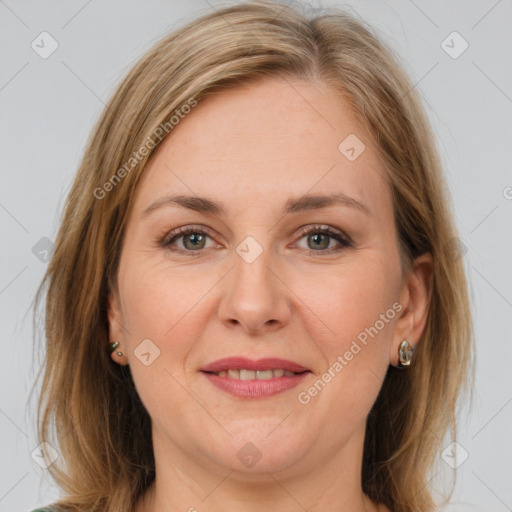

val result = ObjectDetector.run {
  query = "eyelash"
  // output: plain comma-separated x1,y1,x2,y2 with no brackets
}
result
160,224,352,256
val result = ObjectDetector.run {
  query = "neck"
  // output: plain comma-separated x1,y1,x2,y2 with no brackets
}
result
134,426,381,512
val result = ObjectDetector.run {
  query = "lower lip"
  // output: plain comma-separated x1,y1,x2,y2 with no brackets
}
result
201,371,310,398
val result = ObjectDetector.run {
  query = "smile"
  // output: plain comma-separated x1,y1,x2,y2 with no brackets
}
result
212,368,298,380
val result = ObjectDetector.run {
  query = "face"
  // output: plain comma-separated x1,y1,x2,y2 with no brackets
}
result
108,76,421,481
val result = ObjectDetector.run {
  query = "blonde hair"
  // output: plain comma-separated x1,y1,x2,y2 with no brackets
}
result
31,1,474,511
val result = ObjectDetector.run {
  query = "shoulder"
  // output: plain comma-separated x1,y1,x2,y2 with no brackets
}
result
31,508,56,512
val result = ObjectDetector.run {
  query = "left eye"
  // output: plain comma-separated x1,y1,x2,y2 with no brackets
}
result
294,225,351,253
162,225,351,255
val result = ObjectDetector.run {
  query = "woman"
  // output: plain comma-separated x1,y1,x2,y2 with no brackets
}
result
31,1,474,511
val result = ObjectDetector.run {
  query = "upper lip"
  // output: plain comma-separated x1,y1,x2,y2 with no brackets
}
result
200,357,310,373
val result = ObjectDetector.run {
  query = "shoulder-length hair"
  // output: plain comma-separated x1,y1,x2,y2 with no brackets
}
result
32,1,474,511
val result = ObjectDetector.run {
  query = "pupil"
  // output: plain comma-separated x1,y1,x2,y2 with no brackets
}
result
186,233,204,249
310,233,328,250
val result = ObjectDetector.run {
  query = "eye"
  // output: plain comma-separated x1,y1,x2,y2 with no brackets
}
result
161,224,352,256
294,225,352,254
161,225,218,254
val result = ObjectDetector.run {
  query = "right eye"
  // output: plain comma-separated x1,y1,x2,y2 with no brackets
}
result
161,225,220,254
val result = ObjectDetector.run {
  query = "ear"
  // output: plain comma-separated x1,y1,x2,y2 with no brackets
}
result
390,252,434,366
108,287,129,365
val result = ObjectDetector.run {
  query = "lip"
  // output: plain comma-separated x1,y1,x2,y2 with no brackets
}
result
200,357,310,373
200,357,311,399
202,371,310,398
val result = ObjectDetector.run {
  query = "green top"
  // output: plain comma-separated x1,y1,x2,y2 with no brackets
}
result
31,508,55,512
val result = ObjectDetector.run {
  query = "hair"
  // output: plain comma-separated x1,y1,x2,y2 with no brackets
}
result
30,1,475,511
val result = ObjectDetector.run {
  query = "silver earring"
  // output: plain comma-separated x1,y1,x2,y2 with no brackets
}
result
398,339,414,368
109,341,123,356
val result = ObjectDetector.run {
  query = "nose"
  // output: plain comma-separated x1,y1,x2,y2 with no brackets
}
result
217,241,292,335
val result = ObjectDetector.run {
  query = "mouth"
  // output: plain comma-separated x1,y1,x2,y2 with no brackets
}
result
208,368,301,380
200,357,311,398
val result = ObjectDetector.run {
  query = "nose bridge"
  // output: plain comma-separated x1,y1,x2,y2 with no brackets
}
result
235,236,273,293
218,233,291,333
232,233,277,304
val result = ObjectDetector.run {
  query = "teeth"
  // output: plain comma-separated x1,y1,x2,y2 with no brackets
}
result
228,369,240,379
255,370,273,380
240,369,256,381
214,368,299,380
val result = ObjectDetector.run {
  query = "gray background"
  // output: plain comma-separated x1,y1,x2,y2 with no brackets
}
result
0,1,511,511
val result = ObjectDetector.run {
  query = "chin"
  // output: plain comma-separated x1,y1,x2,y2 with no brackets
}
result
205,425,311,476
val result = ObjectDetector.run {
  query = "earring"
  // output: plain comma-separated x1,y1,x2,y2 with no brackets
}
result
109,341,123,357
397,339,414,368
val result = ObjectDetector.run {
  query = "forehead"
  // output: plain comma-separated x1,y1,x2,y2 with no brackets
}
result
132,76,390,218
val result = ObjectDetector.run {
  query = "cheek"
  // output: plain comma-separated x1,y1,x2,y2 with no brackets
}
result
122,262,209,343
119,256,221,357
292,256,400,358
117,260,215,428
292,266,398,439
294,254,400,421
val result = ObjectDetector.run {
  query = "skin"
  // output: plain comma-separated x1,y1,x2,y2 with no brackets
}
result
108,75,433,512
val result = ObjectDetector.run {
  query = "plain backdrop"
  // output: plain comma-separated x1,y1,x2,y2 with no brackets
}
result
0,1,511,511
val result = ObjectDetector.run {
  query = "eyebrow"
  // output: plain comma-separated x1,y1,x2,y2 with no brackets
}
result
141,192,371,217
